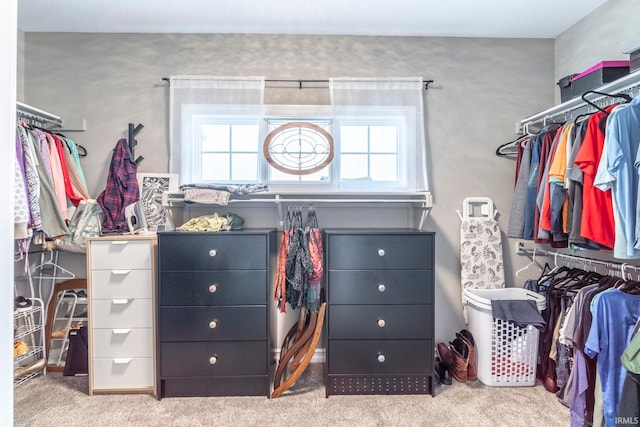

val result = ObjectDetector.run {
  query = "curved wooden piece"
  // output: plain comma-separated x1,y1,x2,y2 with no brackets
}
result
273,310,317,390
271,302,326,398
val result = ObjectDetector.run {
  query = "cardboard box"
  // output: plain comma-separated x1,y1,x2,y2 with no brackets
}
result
570,60,630,97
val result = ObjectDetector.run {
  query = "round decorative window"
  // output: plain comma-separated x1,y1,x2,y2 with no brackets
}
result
263,122,334,175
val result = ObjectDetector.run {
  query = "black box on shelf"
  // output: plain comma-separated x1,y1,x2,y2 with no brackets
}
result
630,50,640,73
557,74,577,103
570,60,630,97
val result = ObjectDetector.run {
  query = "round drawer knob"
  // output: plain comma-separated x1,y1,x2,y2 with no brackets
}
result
209,320,218,329
209,356,218,365
377,283,386,292
377,249,385,257
209,284,218,293
209,249,218,257
377,354,386,363
377,318,386,328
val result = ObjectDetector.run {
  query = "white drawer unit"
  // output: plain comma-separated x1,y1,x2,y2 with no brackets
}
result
87,235,157,396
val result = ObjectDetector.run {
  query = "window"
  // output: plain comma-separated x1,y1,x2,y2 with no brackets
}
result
170,77,428,192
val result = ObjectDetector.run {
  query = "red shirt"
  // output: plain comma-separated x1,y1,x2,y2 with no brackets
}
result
574,108,616,249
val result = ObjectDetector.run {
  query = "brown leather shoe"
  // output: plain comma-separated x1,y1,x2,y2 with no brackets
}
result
458,330,478,381
449,338,469,383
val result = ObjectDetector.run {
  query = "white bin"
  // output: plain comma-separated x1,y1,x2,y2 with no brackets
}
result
463,288,546,387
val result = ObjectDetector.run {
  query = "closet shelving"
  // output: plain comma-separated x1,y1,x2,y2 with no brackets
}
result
47,291,87,368
14,298,46,387
16,101,63,129
517,68,640,133
164,191,434,230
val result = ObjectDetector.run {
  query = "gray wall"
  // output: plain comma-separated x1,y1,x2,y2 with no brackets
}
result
22,33,554,344
554,0,640,103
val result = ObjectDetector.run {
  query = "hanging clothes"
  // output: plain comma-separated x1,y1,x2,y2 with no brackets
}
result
96,138,140,233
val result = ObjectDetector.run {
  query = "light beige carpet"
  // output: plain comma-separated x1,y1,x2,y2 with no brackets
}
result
14,364,569,427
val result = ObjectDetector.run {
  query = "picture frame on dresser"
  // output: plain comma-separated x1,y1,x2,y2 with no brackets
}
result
136,172,178,231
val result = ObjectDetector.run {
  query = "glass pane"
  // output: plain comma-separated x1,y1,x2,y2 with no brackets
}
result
370,154,397,181
201,153,229,181
269,167,298,181
202,124,230,152
340,154,369,180
231,124,259,152
300,166,329,182
340,126,368,152
370,126,398,153
231,153,258,181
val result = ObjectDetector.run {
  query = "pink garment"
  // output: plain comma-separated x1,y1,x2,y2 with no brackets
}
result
45,132,68,221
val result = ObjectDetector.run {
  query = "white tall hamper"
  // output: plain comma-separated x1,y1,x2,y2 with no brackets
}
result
463,288,546,387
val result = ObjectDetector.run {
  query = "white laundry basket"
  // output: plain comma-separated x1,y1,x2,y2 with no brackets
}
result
463,288,546,387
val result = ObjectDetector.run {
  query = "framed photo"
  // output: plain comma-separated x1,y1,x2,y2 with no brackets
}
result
136,173,179,230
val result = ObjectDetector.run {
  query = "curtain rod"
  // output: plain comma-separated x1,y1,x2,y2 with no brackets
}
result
161,77,434,90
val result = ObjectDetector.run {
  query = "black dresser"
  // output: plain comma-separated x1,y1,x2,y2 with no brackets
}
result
324,228,435,396
156,229,276,399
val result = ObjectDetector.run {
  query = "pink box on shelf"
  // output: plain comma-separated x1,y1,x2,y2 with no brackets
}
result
570,60,630,96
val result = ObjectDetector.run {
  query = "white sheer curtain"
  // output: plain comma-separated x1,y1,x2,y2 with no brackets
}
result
329,77,429,192
168,76,265,184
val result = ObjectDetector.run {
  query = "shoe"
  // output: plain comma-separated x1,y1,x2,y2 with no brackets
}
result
14,296,32,312
434,356,452,385
457,329,478,381
14,358,46,379
449,337,469,383
14,340,29,358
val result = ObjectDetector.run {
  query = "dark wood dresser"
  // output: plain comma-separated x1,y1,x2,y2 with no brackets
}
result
156,229,276,399
324,228,435,396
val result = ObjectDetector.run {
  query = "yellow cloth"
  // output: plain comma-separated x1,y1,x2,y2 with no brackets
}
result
178,213,229,232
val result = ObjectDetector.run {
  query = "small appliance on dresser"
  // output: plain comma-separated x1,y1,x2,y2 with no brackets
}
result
156,229,276,399
323,228,436,396
86,235,157,396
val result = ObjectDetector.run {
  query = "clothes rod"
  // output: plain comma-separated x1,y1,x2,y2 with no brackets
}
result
16,101,64,127
517,243,640,272
518,69,640,131
161,77,435,90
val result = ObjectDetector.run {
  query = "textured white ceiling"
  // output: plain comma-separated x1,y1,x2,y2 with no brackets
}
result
18,0,609,38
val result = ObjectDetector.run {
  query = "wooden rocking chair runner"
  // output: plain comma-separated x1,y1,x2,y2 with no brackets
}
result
271,302,326,398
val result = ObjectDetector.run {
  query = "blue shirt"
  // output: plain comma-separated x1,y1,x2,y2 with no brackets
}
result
594,96,640,258
584,289,640,427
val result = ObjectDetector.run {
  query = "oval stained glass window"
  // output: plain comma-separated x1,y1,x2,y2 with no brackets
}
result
263,122,334,175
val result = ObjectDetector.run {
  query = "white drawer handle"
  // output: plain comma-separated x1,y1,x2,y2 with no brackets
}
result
377,249,385,257
377,283,386,292
111,241,129,246
112,329,132,334
112,299,132,305
209,249,218,257
209,320,218,329
377,354,386,363
113,358,132,364
209,284,218,293
377,319,386,328
209,356,218,365
112,270,131,275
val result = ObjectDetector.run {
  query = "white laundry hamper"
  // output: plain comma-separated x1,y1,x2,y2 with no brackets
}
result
463,288,546,387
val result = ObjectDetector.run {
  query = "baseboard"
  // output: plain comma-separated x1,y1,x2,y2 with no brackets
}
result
271,348,325,364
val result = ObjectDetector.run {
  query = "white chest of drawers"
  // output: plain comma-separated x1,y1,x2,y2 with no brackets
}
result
87,235,156,396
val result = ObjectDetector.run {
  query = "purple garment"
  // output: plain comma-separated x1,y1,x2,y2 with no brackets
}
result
585,289,640,427
96,138,139,233
570,349,589,427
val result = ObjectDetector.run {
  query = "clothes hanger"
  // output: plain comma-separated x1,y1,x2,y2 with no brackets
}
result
495,135,527,157
32,248,76,280
581,90,632,115
515,248,544,277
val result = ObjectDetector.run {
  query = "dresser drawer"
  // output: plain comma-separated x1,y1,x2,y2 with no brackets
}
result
328,339,432,375
92,357,153,389
91,269,152,300
159,234,267,270
91,298,152,329
92,328,153,358
327,233,433,270
328,270,432,305
328,305,432,339
161,341,267,377
90,240,152,270
160,271,267,306
159,306,266,341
